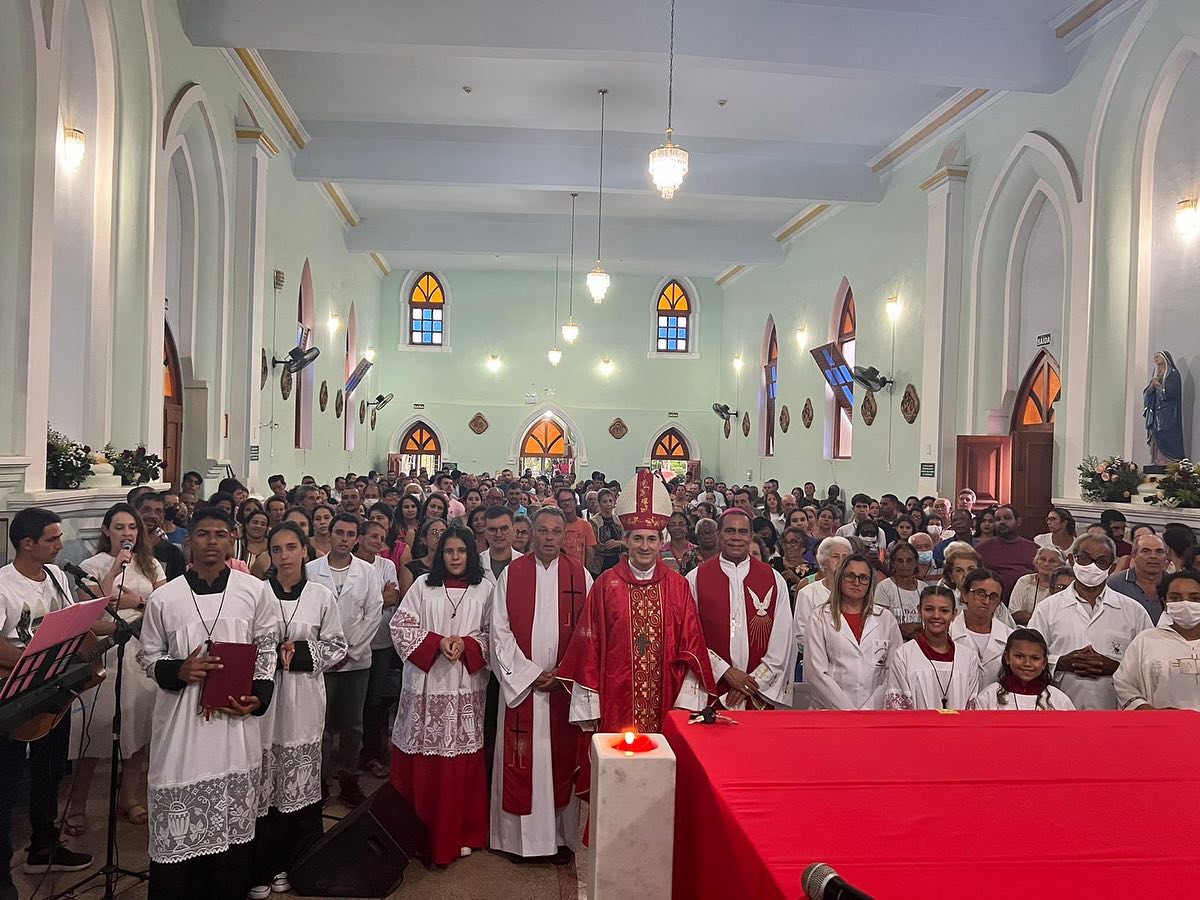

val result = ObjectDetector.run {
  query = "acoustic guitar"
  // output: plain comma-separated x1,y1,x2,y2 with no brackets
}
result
1,632,111,742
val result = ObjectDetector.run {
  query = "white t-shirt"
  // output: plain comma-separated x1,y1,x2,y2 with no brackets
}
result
0,563,74,644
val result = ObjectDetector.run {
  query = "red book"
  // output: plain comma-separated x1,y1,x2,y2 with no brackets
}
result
199,641,258,712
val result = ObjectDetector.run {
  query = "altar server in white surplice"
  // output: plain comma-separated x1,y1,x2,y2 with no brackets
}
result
248,522,347,899
885,586,978,710
137,508,277,900
489,507,591,861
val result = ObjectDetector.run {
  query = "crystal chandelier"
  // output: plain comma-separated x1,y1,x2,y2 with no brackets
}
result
588,89,610,302
648,0,688,199
562,193,580,344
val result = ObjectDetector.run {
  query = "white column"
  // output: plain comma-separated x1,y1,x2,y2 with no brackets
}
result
918,164,969,497
588,732,676,900
228,128,274,490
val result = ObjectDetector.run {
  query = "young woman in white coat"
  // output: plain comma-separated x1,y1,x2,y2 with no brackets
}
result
885,586,979,710
949,568,1012,688
803,554,903,710
974,628,1075,710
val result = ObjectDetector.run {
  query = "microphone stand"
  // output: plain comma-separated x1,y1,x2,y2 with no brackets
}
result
52,574,148,900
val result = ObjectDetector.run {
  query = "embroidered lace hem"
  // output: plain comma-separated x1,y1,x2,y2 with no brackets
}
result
391,689,485,755
148,768,262,864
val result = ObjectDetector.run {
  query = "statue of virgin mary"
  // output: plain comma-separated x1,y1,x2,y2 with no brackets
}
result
1143,349,1186,463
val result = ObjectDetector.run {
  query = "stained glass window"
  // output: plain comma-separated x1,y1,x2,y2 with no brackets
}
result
399,421,442,474
409,272,445,346
655,280,691,353
651,428,689,460
1016,351,1061,428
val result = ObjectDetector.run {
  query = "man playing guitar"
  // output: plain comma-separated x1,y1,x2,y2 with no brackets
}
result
0,507,94,899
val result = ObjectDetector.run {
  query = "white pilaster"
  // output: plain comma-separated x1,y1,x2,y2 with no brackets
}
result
918,164,969,497
228,128,273,489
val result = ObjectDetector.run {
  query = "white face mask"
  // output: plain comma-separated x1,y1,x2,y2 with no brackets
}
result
1072,561,1109,588
1167,601,1200,629
927,525,943,538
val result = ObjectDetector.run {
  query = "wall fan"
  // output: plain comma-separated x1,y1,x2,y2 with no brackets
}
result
851,365,894,393
711,402,738,421
367,393,394,412
273,345,320,374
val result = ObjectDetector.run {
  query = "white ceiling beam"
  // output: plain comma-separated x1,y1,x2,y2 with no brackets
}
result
345,211,785,268
295,124,883,204
183,0,1069,93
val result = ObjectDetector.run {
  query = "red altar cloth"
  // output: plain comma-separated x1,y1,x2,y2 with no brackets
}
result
664,710,1200,899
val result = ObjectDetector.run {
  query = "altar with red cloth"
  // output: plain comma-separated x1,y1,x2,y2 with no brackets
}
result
663,709,1200,899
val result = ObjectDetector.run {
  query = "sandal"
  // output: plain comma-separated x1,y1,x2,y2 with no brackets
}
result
119,804,148,825
63,813,89,837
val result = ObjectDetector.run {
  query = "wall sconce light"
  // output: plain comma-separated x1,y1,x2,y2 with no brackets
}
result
486,354,502,373
795,325,808,348
885,296,902,321
733,354,744,372
598,356,614,377
363,346,376,362
60,127,86,172
326,313,341,336
1177,198,1198,237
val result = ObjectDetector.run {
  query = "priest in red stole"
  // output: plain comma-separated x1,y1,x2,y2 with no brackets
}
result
559,470,715,738
686,508,794,709
489,506,592,861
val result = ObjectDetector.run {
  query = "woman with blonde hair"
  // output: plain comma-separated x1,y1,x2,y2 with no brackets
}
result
943,543,1016,628
802,554,902,710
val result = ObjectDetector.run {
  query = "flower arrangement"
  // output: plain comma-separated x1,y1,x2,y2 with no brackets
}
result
105,444,163,486
46,428,92,490
1078,455,1141,503
1147,459,1200,509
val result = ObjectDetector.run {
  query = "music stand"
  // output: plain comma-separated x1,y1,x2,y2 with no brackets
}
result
0,598,107,705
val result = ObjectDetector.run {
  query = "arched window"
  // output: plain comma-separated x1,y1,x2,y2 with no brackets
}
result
521,418,568,477
655,279,691,353
763,325,779,457
1012,350,1061,430
398,421,442,474
833,286,855,459
409,272,446,346
651,427,691,477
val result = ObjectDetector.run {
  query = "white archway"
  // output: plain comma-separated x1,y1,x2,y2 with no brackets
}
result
506,403,590,468
642,420,703,465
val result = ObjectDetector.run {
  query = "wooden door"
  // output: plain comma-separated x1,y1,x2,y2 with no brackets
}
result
1011,430,1054,539
162,325,184,488
956,435,1011,508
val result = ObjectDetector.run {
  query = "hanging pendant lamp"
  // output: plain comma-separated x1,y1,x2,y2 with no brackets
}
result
548,257,563,366
648,0,688,199
588,89,611,303
562,193,580,344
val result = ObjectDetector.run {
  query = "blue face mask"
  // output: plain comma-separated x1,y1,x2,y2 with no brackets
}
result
917,550,934,565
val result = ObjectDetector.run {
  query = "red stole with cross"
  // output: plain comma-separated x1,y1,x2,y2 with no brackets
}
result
695,556,778,674
502,552,587,816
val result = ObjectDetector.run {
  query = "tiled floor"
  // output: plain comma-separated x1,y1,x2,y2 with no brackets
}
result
8,765,584,900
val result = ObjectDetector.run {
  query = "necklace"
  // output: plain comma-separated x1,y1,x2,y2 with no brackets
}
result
927,648,954,709
444,584,469,619
275,578,304,640
188,575,229,642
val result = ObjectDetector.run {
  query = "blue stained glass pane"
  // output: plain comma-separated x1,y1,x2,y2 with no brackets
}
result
839,365,852,382
822,348,834,365
842,386,854,405
433,321,442,332
667,339,677,351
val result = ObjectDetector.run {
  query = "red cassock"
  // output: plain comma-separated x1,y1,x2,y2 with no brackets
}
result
559,559,716,735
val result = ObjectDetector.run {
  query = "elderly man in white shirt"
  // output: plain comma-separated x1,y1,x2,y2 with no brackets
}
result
1114,569,1200,710
1029,534,1153,710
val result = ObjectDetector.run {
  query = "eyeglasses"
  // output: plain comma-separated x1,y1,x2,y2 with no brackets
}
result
842,572,872,585
967,587,1001,604
1075,552,1114,568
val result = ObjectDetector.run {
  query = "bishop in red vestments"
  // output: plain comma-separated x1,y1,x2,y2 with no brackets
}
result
559,471,715,736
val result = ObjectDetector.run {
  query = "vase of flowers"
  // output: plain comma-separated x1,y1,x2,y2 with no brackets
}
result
1078,455,1141,503
46,429,93,490
83,449,122,488
1147,459,1200,508
108,445,163,486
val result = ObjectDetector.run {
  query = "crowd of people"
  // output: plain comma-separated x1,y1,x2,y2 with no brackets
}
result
2,465,1199,900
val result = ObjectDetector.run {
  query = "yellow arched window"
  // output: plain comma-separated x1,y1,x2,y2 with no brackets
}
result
409,272,446,346
398,421,441,474
1014,350,1061,429
520,419,569,477
651,428,689,460
655,280,691,353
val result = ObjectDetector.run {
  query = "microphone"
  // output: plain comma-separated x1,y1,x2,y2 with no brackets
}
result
801,863,873,900
120,539,134,568
62,562,93,583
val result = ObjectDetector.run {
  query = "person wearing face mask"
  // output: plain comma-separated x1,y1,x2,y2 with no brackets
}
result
908,532,939,583
1029,534,1154,710
1114,570,1200,711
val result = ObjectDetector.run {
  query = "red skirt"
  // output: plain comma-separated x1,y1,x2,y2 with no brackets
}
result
390,747,488,866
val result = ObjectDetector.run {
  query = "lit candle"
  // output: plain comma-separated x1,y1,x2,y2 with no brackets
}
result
611,728,656,754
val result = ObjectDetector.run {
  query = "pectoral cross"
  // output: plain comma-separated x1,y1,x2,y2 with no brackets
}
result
635,630,651,658
563,575,584,628
507,711,530,770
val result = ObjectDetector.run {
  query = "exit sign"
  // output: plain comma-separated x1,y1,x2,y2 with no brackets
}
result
1036,332,1052,347
920,462,936,478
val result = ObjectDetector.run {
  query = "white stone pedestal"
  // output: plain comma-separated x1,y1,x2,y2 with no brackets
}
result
588,732,676,900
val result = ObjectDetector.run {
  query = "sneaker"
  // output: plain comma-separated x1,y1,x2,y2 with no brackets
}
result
247,886,271,900
23,845,93,874
338,774,367,807
271,872,291,893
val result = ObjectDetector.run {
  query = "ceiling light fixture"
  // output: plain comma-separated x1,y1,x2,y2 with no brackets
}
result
1177,198,1198,237
598,356,614,377
587,89,611,303
795,325,808,348
885,296,901,321
487,354,501,373
364,346,376,362
60,127,86,172
326,313,341,335
548,256,563,366
562,193,581,344
648,0,689,199
733,353,743,372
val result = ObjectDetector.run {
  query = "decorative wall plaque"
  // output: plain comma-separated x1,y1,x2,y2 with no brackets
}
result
723,418,731,439
901,383,921,424
370,408,378,431
741,412,751,437
280,367,293,401
260,349,269,390
359,399,367,424
861,390,878,426
608,417,628,440
319,380,329,412
335,389,344,418
469,412,489,435
801,398,814,429
779,405,791,434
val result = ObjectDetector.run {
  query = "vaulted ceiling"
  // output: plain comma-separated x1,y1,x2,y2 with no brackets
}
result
182,0,1093,278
